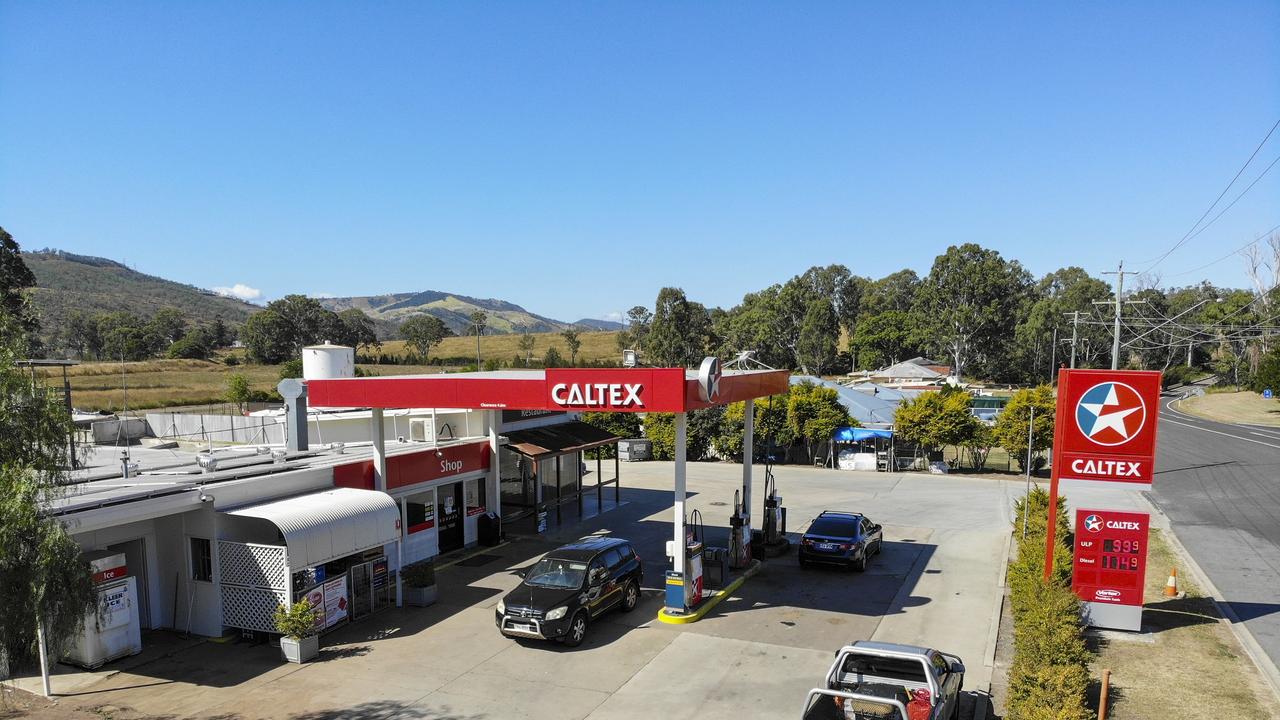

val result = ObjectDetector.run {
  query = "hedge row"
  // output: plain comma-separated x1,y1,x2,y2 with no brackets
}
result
1005,487,1093,720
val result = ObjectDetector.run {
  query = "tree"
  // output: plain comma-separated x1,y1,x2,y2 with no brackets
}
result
226,373,252,413
167,334,210,360
0,226,40,342
517,328,536,367
796,298,839,376
400,315,450,364
561,328,582,366
242,295,336,364
785,382,852,463
715,393,793,460
1013,267,1111,381
914,244,1032,382
994,385,1057,471
852,310,922,369
0,312,97,670
641,409,721,461
543,345,564,368
893,390,979,458
470,311,487,365
647,288,709,366
625,306,652,352
210,316,231,349
145,308,187,346
332,308,379,351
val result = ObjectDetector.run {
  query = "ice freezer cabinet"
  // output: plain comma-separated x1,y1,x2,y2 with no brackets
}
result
63,552,142,669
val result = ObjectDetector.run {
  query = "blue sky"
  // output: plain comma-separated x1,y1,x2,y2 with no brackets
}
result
2,2,1278,323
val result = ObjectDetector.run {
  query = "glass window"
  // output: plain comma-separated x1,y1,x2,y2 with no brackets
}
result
807,517,860,537
602,548,624,570
404,490,435,534
524,557,587,589
465,477,486,516
190,538,212,582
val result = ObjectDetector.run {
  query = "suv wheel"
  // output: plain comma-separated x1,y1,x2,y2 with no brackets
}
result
563,610,588,647
620,579,640,612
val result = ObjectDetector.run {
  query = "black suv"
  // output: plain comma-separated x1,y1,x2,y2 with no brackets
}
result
798,511,883,571
495,536,643,647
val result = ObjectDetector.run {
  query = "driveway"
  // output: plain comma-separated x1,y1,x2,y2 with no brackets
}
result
24,463,1013,720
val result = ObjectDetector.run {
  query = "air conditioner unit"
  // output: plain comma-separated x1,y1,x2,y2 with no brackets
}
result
410,418,434,443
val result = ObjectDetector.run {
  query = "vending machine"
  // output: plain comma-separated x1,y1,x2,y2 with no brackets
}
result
63,551,143,669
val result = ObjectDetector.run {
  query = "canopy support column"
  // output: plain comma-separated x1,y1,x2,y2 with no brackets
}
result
371,409,387,493
742,399,754,531
672,412,687,579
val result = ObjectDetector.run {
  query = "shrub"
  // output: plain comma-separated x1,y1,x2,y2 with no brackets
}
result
581,412,642,458
401,560,435,588
166,336,210,360
642,409,720,461
223,354,241,366
273,599,319,639
1005,486,1092,720
1162,364,1199,390
278,358,303,380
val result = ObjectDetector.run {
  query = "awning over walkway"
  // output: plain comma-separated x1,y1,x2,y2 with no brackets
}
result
222,487,400,569
503,421,621,461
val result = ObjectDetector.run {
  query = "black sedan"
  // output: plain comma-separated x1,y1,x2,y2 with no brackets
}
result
798,511,883,571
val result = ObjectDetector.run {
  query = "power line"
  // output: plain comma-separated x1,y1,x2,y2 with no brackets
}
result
1165,221,1280,279
1141,116,1280,273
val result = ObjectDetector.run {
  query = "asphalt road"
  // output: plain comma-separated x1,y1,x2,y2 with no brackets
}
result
1150,394,1280,678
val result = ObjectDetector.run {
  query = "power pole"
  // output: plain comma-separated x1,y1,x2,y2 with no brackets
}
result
1064,311,1081,369
1049,326,1058,383
1099,261,1143,370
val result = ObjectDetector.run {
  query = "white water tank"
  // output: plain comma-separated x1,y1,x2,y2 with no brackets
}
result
302,343,355,380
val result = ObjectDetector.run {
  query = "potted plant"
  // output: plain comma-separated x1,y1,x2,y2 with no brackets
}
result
274,599,321,663
402,559,437,607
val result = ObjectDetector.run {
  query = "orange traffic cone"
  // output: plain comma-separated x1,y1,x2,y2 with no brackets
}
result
1164,567,1179,598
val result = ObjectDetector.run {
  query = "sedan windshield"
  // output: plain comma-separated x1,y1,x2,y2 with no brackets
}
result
524,558,588,589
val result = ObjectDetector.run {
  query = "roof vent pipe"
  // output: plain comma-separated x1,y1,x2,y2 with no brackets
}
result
278,378,308,452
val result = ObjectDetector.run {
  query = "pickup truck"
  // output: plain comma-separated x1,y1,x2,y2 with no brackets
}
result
802,641,965,720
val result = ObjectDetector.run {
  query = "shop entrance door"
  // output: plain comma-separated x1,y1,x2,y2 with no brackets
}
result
438,483,464,553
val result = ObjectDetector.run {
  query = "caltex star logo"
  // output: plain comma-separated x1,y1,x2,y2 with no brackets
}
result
1084,514,1103,533
1075,381,1146,447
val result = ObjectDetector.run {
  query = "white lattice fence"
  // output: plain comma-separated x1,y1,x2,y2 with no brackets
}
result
221,586,288,633
219,541,289,633
219,541,288,588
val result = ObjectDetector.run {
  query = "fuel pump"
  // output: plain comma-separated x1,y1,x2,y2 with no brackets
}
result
729,489,752,569
756,466,790,557
665,510,706,614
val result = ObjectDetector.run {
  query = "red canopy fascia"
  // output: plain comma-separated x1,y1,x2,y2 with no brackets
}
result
306,367,790,413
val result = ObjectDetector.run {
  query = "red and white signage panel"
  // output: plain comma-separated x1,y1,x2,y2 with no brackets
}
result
1054,369,1161,485
1072,508,1149,610
333,440,491,492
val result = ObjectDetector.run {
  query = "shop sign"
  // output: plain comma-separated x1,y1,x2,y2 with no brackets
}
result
1053,369,1161,486
501,409,564,423
333,440,491,492
323,576,349,627
1072,509,1149,610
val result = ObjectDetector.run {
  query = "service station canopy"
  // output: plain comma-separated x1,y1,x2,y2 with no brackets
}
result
306,367,792,413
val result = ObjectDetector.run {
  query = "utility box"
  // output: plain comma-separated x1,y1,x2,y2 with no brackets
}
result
618,439,652,462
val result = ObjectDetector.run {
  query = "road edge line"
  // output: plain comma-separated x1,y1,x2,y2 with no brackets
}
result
657,559,762,624
1139,494,1280,701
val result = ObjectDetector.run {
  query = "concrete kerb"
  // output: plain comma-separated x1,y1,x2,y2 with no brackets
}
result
1138,493,1280,701
983,531,1012,675
657,559,763,624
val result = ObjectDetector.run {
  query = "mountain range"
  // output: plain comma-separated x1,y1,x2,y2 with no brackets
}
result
22,250,620,340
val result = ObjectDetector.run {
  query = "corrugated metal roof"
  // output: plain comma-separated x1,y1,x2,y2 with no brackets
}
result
791,376,902,427
223,487,400,569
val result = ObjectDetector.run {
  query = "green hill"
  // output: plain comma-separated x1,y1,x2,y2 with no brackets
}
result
319,290,589,335
24,250,259,336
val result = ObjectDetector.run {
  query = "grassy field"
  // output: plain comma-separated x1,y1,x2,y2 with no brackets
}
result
372,330,623,365
37,359,452,412
1092,529,1280,719
1177,391,1280,427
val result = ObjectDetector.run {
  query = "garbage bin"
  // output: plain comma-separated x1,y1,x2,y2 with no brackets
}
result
478,512,502,547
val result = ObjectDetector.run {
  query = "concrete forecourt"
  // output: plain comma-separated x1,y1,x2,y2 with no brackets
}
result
17,462,1011,720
